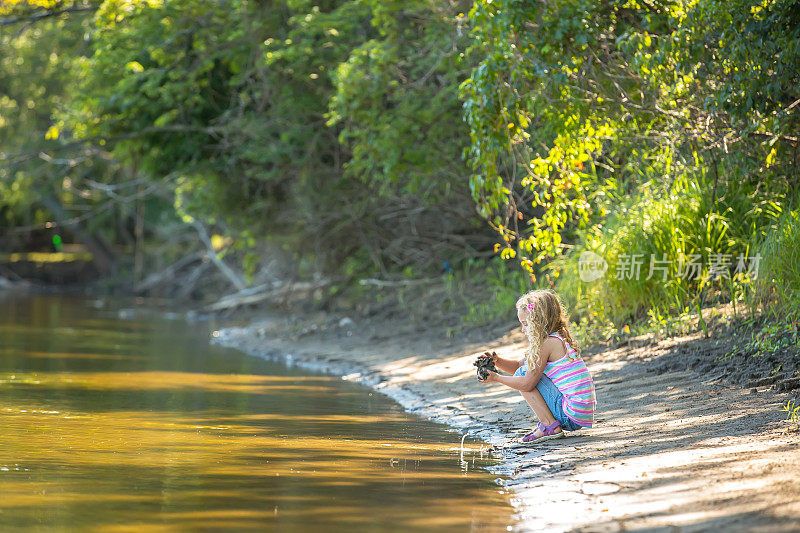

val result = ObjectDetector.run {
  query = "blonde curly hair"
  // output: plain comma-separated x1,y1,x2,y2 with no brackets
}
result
516,289,579,376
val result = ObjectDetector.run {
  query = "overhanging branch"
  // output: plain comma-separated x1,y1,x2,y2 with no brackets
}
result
0,5,98,28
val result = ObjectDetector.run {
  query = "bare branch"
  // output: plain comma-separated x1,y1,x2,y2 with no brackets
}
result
0,5,98,28
1,124,226,170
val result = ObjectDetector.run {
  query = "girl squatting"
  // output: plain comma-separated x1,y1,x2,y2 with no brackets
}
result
478,289,597,443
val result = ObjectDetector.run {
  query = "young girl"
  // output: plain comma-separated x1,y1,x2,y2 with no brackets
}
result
478,289,596,443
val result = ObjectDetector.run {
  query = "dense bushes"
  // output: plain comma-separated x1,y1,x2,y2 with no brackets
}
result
2,0,492,287
757,209,800,323
2,0,799,335
460,0,800,331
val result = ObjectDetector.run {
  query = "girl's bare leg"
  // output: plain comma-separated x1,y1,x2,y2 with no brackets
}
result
520,388,562,436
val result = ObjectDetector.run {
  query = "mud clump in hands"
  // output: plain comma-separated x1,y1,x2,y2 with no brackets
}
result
473,352,498,381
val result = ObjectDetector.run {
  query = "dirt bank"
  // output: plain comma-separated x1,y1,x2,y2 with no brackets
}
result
212,308,800,532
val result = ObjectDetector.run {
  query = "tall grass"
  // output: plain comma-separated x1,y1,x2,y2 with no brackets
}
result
755,208,800,323
552,167,784,334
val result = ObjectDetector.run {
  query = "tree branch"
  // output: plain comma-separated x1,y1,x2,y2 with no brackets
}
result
0,5,98,28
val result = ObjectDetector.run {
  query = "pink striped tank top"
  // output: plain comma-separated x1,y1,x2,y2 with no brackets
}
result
544,332,596,427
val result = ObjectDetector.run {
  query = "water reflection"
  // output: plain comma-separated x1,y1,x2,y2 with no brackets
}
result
0,294,514,531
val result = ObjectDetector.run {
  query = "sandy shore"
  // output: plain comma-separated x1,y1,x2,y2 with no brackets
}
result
212,309,800,532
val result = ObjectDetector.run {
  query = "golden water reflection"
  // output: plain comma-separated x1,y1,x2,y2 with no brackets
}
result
0,294,514,531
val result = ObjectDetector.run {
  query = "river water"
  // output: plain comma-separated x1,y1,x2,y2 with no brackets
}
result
0,294,514,531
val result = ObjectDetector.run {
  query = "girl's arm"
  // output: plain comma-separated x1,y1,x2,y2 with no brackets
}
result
486,368,540,392
490,352,522,374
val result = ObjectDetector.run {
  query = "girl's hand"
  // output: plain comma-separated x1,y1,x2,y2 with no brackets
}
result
478,370,498,383
483,351,499,364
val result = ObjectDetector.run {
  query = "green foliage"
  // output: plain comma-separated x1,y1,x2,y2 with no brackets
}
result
0,1,142,255
50,0,487,280
679,0,800,127
459,0,651,274
460,0,800,333
4,0,800,332
2,0,494,286
755,208,800,322
326,20,471,200
60,0,276,228
444,256,538,325
782,400,800,428
743,322,799,358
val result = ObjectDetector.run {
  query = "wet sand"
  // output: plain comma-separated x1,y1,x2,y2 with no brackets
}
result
214,309,800,532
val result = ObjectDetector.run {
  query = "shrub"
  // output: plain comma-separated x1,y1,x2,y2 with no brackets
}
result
755,208,800,322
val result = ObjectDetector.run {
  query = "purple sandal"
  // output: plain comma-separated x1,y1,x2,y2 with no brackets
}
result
520,421,565,444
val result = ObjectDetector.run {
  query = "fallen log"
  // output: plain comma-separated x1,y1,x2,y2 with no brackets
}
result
358,277,439,287
134,252,205,294
173,259,213,300
0,274,32,290
190,221,246,291
202,279,333,312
